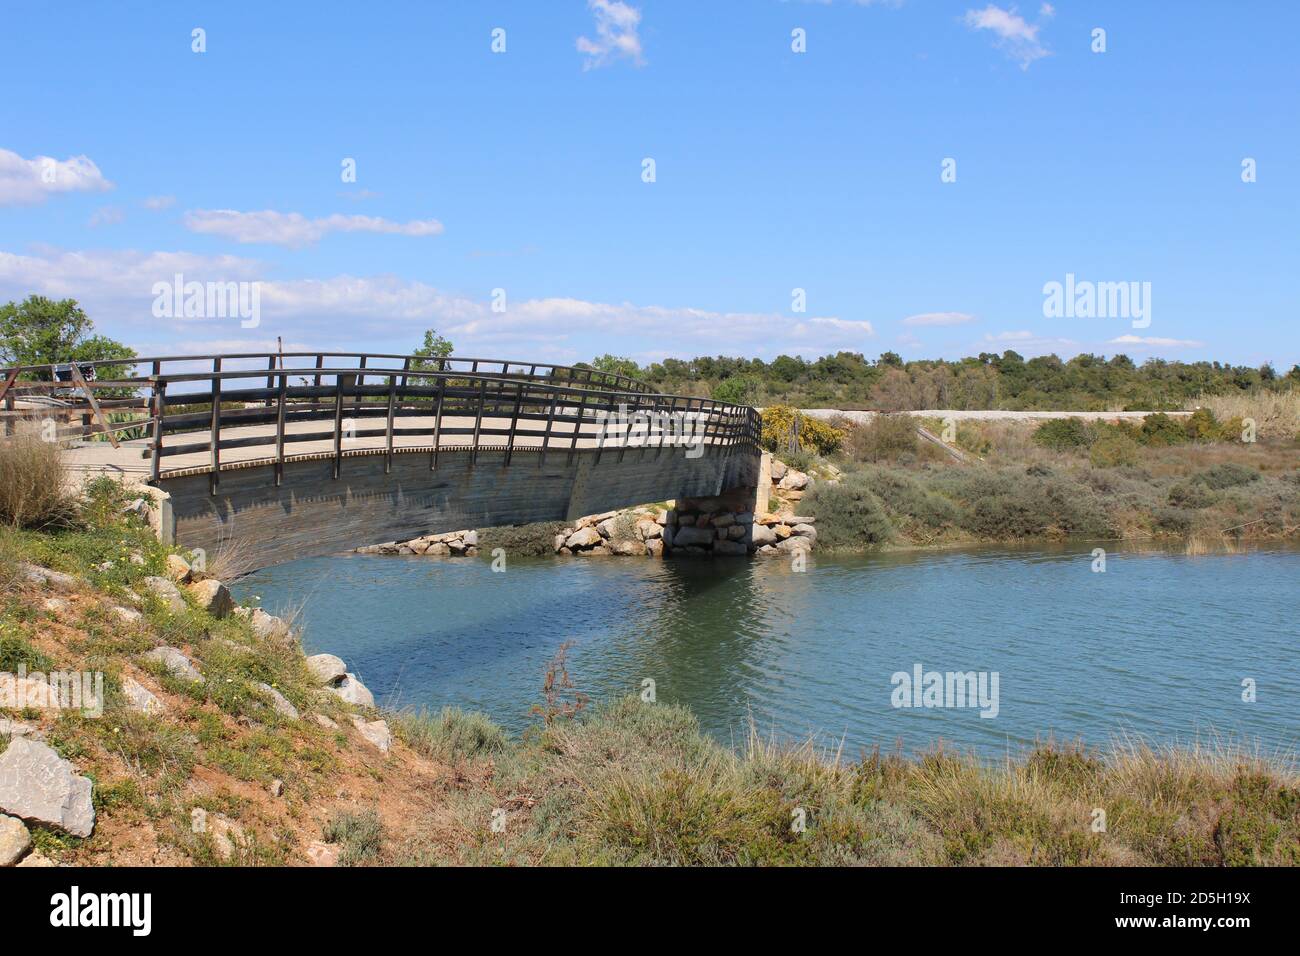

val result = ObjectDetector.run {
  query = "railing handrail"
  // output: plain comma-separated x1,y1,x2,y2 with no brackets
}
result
0,351,654,394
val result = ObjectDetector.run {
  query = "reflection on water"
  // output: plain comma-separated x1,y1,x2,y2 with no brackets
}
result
235,543,1300,759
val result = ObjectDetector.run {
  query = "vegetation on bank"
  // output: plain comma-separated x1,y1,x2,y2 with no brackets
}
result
577,349,1300,412
793,403,1299,551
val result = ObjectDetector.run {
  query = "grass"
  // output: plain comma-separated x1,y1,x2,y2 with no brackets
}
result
0,432,77,529
1193,390,1300,441
323,809,384,866
397,696,1299,867
393,706,507,761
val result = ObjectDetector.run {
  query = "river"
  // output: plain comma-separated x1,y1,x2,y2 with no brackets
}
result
234,544,1299,760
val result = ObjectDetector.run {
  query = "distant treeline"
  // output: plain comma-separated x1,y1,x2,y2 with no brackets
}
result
579,350,1300,411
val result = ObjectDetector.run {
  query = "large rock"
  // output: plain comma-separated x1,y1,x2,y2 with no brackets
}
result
645,538,664,558
596,518,618,539
778,470,810,491
305,654,347,685
111,605,143,625
564,527,602,550
777,536,813,554
460,530,478,548
249,608,291,644
18,564,78,590
122,676,164,715
635,519,662,540
186,579,234,619
770,459,788,481
792,524,818,544
331,673,375,708
610,539,646,556
16,851,55,867
257,683,299,720
142,646,204,684
672,525,715,548
0,737,95,837
143,576,186,613
0,813,31,866
165,554,192,583
351,716,392,754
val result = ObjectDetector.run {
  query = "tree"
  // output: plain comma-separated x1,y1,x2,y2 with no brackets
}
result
410,328,454,371
587,354,642,381
0,296,135,377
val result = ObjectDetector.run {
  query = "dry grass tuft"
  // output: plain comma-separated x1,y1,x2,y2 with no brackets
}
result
0,432,77,529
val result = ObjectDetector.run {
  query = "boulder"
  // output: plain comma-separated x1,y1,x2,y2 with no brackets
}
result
257,683,299,720
756,544,780,556
314,714,340,730
331,673,375,708
610,539,646,556
565,527,602,550
656,509,673,526
427,542,450,556
661,526,674,548
306,840,339,867
777,536,813,554
111,605,143,625
0,814,31,866
778,470,809,491
788,515,816,525
756,512,784,526
18,564,78,590
142,646,204,684
576,511,618,529
16,851,56,867
774,524,793,540
596,518,618,539
461,530,478,547
635,519,662,540
122,677,164,715
0,737,95,837
645,538,664,558
770,459,788,480
249,608,291,643
186,579,234,618
792,524,818,544
305,653,348,685
142,576,186,613
209,815,245,861
351,716,392,754
672,525,715,548
42,597,70,614
750,524,778,546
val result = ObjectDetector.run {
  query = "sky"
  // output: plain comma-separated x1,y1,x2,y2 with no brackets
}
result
1,0,1297,370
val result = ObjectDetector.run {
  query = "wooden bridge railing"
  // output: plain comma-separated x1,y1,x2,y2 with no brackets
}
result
0,352,762,494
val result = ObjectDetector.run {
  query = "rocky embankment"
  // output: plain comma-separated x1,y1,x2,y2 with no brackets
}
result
1,552,389,868
358,458,827,559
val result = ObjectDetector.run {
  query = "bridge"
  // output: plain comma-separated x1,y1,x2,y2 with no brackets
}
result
1,352,763,569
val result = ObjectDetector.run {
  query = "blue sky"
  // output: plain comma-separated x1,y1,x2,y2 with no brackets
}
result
1,1,1296,369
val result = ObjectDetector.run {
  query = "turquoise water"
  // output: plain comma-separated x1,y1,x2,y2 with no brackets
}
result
234,545,1300,759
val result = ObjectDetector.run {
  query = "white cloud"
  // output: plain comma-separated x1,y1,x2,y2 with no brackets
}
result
577,0,644,70
0,246,871,361
0,147,113,206
903,311,976,327
142,195,176,210
1108,334,1205,349
88,206,125,228
183,209,445,247
963,4,1050,69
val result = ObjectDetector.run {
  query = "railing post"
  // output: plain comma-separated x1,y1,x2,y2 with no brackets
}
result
150,380,165,484
504,382,523,466
567,391,589,466
539,391,558,467
593,392,612,466
430,377,445,471
470,379,486,466
275,372,287,487
384,374,396,474
208,358,222,495
314,354,323,388
265,354,276,406
332,374,344,480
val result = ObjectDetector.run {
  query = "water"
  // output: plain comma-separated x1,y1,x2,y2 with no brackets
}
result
234,545,1300,759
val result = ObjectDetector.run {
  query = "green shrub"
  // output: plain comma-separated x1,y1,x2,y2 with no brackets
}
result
1140,413,1189,447
847,414,918,462
393,706,507,761
802,475,893,547
1088,432,1140,468
323,810,384,866
478,521,567,557
1167,482,1217,509
760,406,845,456
1032,418,1091,451
1183,407,1224,442
860,467,957,532
1193,463,1260,490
